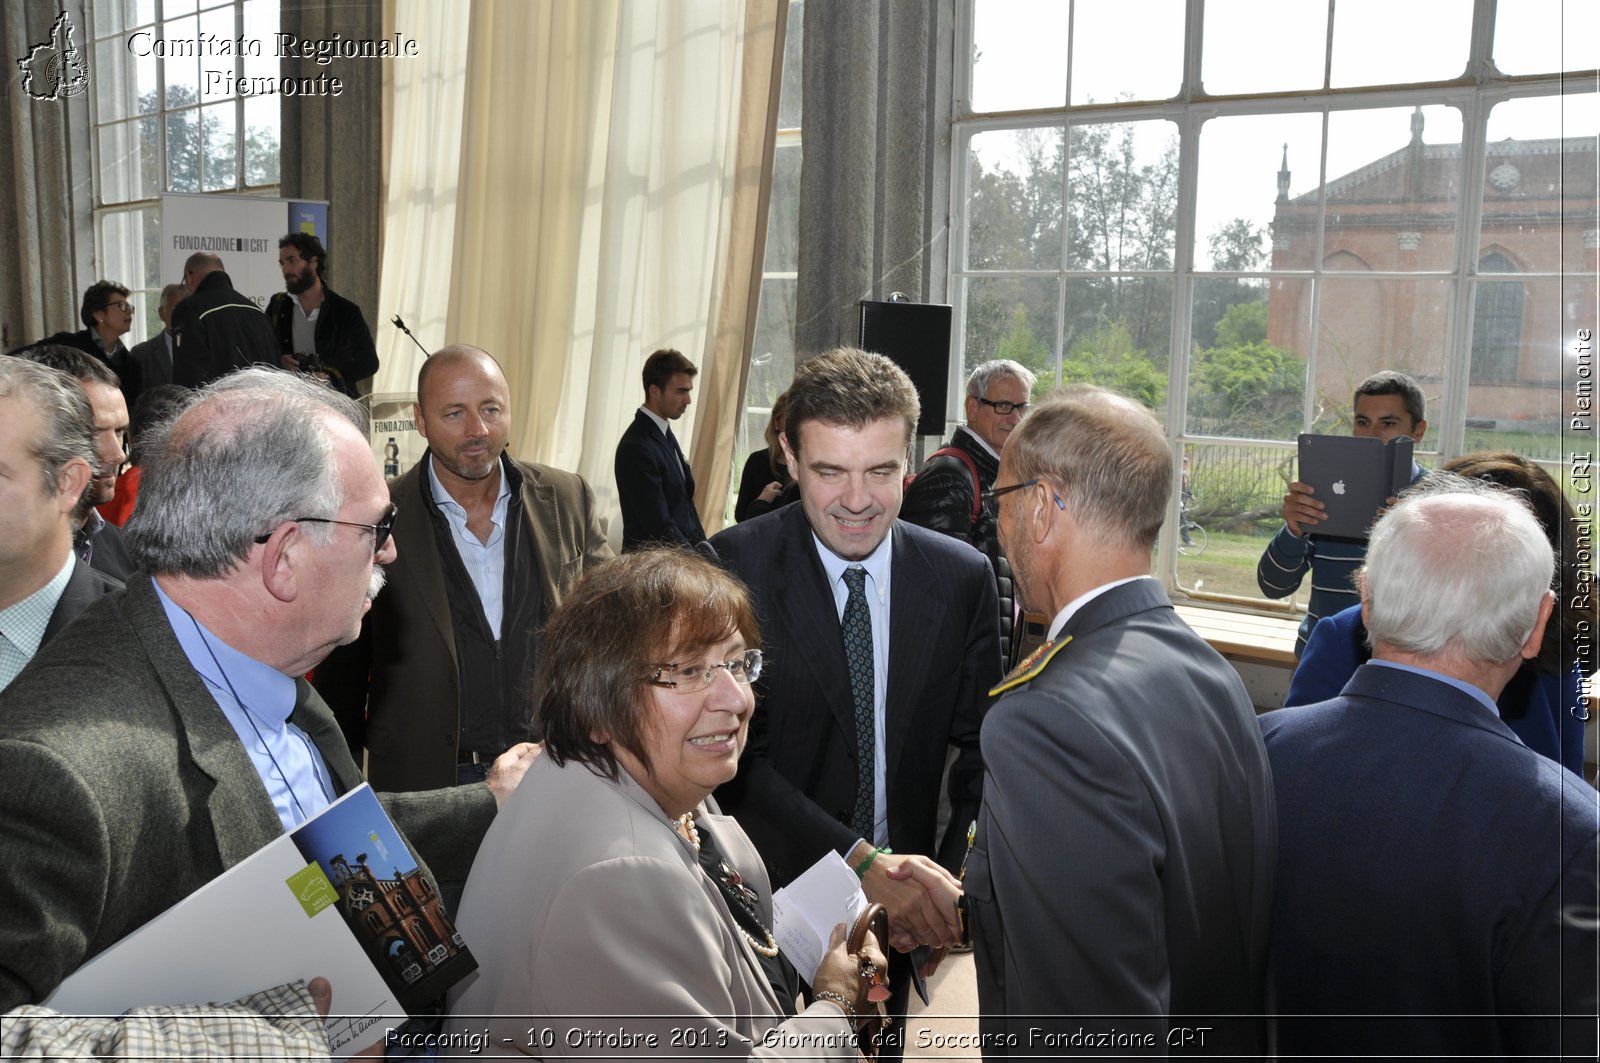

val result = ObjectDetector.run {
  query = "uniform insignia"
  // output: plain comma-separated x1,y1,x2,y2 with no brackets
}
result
988,635,1073,697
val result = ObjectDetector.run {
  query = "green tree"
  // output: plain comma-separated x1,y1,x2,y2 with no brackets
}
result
992,302,1053,384
1191,302,1304,436
1059,316,1166,408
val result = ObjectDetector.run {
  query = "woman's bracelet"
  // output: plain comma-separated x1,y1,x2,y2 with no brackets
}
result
814,990,856,1023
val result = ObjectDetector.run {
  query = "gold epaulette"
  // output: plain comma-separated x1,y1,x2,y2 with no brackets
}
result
988,635,1073,697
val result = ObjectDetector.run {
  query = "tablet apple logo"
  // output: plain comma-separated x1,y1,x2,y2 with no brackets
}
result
1332,479,1346,496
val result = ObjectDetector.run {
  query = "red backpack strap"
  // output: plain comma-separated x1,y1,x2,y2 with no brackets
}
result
928,446,982,528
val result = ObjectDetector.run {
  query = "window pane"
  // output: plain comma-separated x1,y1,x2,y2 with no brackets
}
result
1465,276,1583,463
1319,106,1462,272
1481,95,1600,274
1069,0,1182,105
967,126,1063,270
763,142,800,273
201,101,238,191
964,275,1059,386
1062,276,1172,413
1190,278,1310,440
98,119,156,204
1067,120,1177,272
1494,0,1600,75
163,16,200,109
1329,0,1471,88
747,277,797,412
243,95,280,187
1201,0,1325,96
1196,112,1323,273
776,0,803,129
1171,441,1301,605
1307,277,1451,436
167,110,202,192
970,0,1068,113
94,35,157,122
98,206,161,307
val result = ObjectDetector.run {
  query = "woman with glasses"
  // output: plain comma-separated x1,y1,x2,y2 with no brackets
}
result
447,548,880,1058
35,279,143,408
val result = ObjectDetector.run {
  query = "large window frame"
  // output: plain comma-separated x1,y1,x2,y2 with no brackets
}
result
88,0,281,338
949,0,1598,614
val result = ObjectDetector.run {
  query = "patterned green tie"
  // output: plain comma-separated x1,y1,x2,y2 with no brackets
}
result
842,565,875,839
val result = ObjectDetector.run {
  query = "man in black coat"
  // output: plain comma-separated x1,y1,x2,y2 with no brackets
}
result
265,232,379,398
615,347,706,549
902,358,1036,669
170,252,279,389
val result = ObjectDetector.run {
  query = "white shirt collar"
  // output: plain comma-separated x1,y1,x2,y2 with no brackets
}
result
1045,575,1155,643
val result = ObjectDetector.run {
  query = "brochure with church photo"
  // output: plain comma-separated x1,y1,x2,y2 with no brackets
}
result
45,785,475,1060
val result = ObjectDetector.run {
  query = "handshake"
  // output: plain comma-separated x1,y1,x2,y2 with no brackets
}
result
847,841,968,968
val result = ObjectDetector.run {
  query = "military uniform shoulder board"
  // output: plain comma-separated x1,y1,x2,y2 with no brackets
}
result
989,635,1074,697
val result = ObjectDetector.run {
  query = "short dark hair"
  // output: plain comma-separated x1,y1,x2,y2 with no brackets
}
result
642,349,697,395
278,232,327,280
538,548,760,784
16,343,121,390
128,384,191,465
782,347,920,458
80,280,130,330
1437,450,1595,676
1354,370,1426,427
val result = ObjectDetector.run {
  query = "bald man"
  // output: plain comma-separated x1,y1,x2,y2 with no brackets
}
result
314,345,612,792
170,252,279,388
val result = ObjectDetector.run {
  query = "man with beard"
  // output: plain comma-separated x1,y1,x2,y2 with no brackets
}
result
266,233,379,398
315,344,611,792
170,252,280,389
968,386,1275,1057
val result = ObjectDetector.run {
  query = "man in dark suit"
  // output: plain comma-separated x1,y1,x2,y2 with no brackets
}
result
170,252,279,389
0,359,118,693
127,282,187,390
315,345,612,792
1261,475,1599,1059
969,386,1275,1057
615,347,706,549
0,368,538,1020
712,347,1001,1053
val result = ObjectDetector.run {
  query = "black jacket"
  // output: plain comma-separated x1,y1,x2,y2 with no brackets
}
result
169,271,279,389
265,287,379,397
901,426,1019,667
37,329,142,409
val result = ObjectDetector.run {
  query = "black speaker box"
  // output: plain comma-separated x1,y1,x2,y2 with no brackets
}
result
857,300,952,438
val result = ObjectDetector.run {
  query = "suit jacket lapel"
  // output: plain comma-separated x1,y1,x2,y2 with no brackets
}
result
123,577,284,868
770,507,856,738
885,524,942,781
403,457,457,663
518,464,563,614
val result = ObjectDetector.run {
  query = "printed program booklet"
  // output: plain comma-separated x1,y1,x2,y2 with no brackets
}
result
45,784,475,1059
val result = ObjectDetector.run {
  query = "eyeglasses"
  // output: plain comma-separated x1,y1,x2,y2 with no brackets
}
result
977,397,1030,416
647,648,764,691
981,479,1066,510
106,301,134,312
253,503,398,554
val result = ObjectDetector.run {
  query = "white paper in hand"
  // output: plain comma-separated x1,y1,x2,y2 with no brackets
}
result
770,851,869,986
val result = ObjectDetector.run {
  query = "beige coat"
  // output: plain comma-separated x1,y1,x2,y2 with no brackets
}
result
446,755,856,1059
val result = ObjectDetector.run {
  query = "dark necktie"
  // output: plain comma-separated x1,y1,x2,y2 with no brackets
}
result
666,427,688,472
842,565,875,839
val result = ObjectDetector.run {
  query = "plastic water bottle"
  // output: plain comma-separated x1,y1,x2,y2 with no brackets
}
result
383,437,400,478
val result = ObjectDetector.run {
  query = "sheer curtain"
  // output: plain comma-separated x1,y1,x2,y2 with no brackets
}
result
377,0,783,537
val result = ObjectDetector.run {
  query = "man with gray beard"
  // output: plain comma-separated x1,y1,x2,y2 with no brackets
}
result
0,368,538,1021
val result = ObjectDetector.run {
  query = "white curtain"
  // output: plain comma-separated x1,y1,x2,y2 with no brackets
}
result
374,0,471,395
377,0,782,537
